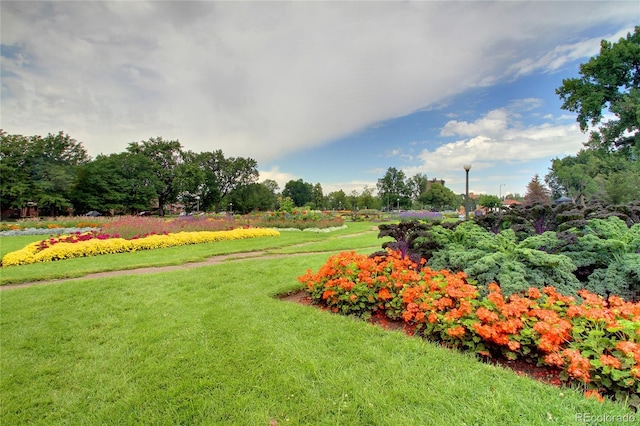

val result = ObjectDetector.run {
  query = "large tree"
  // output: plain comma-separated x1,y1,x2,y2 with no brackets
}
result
524,174,551,206
407,173,429,202
0,131,90,217
197,150,259,212
127,137,184,216
282,179,313,207
72,152,160,214
546,148,640,205
556,27,640,153
419,182,458,211
376,167,411,210
312,183,324,209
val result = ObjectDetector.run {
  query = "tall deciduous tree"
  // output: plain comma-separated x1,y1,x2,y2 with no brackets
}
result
556,26,640,152
376,167,411,210
419,182,458,211
282,179,313,207
197,150,259,212
0,131,90,217
408,173,429,202
72,152,160,214
127,137,184,216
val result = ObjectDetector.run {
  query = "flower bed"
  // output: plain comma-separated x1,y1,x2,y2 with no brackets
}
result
298,249,640,406
1,228,280,267
248,210,344,230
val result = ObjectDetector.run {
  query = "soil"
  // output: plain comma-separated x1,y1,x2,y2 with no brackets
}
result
280,289,564,388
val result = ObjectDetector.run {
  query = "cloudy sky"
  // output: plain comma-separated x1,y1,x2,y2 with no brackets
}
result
2,1,637,198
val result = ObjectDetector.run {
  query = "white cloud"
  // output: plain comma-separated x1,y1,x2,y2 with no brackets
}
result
1,1,636,163
507,27,635,77
403,107,586,194
258,166,297,192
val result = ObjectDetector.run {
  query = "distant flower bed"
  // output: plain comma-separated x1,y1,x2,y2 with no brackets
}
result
249,210,344,230
398,211,443,220
101,215,237,239
1,228,280,267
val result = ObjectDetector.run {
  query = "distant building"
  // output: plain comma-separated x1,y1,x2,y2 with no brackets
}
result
425,178,445,192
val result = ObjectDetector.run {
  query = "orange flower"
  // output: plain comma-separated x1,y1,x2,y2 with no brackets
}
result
434,297,453,311
487,283,500,293
584,390,604,403
544,352,565,367
476,307,499,323
599,354,621,369
446,325,466,338
378,288,393,301
507,340,521,351
322,290,336,300
427,312,438,323
527,288,542,299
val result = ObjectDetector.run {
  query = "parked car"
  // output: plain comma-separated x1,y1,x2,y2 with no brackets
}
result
85,211,102,217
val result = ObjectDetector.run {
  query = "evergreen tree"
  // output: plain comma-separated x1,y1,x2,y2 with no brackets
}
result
524,174,551,206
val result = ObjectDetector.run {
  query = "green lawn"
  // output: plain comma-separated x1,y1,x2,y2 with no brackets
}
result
0,223,634,424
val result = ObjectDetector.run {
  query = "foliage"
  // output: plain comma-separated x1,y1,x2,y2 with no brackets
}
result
556,26,640,152
523,174,551,206
427,222,581,297
298,249,425,320
546,148,640,206
126,137,185,216
282,179,313,207
476,194,501,210
300,250,640,405
250,210,344,230
374,220,442,265
376,167,412,210
71,152,161,214
561,217,640,300
0,131,90,216
196,149,259,212
1,228,279,266
419,182,458,211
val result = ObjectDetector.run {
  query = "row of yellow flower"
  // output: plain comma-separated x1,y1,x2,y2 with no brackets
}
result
1,228,280,267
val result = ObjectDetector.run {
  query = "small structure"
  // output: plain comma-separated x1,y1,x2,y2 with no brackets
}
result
554,196,573,205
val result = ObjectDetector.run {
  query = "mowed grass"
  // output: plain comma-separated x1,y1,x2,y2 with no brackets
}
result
1,224,634,424
0,222,384,285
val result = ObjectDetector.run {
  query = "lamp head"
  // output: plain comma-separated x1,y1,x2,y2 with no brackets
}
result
463,164,472,172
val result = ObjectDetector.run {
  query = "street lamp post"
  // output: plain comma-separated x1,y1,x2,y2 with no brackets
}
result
195,196,200,213
499,184,506,201
463,165,471,220
396,198,399,213
229,202,233,215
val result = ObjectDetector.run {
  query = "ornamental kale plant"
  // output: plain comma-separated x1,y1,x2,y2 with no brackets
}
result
561,217,640,301
426,222,581,297
373,220,456,266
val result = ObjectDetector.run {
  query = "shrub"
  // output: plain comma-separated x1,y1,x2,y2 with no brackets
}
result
561,217,640,300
